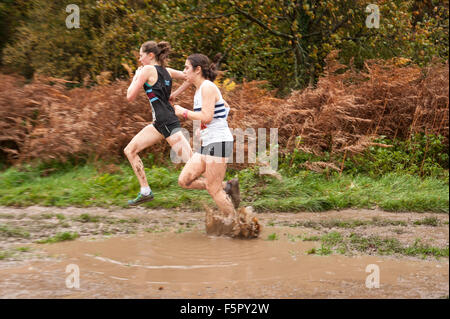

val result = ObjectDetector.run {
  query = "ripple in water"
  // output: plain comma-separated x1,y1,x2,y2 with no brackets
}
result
138,232,269,264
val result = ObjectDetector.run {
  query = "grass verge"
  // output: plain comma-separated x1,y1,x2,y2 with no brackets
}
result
0,162,448,213
36,232,79,244
306,231,449,259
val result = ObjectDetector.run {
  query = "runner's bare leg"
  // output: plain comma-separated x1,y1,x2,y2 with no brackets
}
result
166,130,193,164
178,153,207,190
124,124,164,188
204,156,235,218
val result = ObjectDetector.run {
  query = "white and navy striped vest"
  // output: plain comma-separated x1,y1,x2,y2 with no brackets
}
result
193,80,234,146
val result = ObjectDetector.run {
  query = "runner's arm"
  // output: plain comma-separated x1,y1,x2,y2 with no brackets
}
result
166,67,186,81
174,84,215,124
170,80,191,103
127,66,154,102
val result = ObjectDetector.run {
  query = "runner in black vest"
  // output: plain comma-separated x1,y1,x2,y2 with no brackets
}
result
125,41,192,205
143,65,180,135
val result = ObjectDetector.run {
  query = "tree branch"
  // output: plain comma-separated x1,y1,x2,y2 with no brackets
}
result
234,7,294,40
330,14,350,34
303,13,351,38
255,48,292,56
171,12,235,24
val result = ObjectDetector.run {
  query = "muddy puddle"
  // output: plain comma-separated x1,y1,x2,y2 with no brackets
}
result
0,206,448,298
0,229,448,298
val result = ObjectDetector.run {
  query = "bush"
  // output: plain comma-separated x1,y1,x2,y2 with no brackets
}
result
276,133,448,178
345,133,448,177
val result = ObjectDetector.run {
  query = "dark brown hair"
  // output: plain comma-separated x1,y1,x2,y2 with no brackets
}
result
187,53,221,81
141,41,171,67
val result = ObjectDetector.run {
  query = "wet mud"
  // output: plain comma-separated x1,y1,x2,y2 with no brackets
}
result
0,206,448,298
205,206,261,239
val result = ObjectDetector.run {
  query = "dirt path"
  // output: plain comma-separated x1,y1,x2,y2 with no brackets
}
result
0,206,448,298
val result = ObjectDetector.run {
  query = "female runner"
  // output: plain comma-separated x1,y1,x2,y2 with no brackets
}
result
171,53,260,238
125,41,192,205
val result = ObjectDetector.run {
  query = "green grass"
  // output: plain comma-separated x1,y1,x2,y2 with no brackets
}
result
307,245,332,256
306,231,449,259
0,250,14,260
55,214,66,220
302,235,321,241
36,232,79,244
144,227,168,233
0,224,30,238
413,217,440,226
244,171,449,213
402,239,449,258
279,217,410,229
321,231,344,246
0,162,448,213
267,233,279,241
0,246,32,260
75,213,101,223
285,234,303,242
175,227,187,234
0,164,213,209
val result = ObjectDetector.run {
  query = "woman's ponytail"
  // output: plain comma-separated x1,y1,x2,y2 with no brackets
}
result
156,41,171,67
141,40,171,67
187,53,221,81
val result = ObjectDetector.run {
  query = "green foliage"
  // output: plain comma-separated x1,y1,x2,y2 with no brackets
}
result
0,224,30,238
267,232,279,241
76,213,100,223
0,166,41,188
349,233,403,255
0,0,33,65
413,217,440,226
321,231,344,246
36,231,79,243
402,238,449,258
345,134,449,177
302,235,320,241
307,231,449,258
0,159,447,212
2,0,154,81
0,250,13,260
1,1,447,91
279,149,329,176
307,244,332,256
146,166,178,188
278,134,448,179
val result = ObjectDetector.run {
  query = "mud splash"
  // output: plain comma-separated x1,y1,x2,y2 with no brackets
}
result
205,206,261,239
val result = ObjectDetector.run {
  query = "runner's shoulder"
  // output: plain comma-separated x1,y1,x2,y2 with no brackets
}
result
141,65,157,74
202,80,220,91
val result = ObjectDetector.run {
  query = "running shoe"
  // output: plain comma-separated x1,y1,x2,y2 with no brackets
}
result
224,178,240,209
127,191,154,206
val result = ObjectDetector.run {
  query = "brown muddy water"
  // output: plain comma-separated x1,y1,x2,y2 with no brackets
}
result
0,206,448,298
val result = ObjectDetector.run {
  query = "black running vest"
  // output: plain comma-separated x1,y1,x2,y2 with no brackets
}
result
143,65,178,124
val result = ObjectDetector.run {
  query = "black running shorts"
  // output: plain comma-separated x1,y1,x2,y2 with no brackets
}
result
153,120,181,139
196,141,234,158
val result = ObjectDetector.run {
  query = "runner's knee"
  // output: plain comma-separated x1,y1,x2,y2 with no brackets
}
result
178,174,191,188
124,143,136,158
